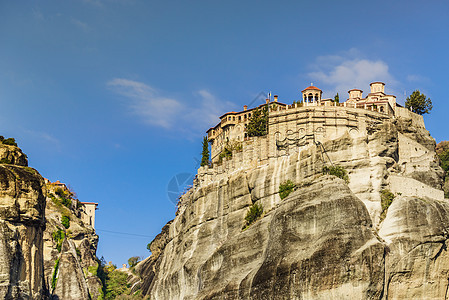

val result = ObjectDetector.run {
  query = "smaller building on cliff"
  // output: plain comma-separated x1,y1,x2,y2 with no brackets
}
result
79,201,98,228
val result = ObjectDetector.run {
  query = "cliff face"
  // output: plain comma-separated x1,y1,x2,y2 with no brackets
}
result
44,181,103,299
134,111,448,299
0,143,103,300
0,145,47,299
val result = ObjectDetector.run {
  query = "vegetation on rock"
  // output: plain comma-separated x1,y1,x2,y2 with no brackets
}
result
200,136,210,167
0,136,18,147
217,141,242,164
52,229,65,252
279,180,296,200
128,256,141,268
98,260,139,300
322,165,349,183
247,106,268,137
61,215,70,229
51,258,60,291
243,202,263,229
437,141,449,198
405,90,432,115
380,189,395,221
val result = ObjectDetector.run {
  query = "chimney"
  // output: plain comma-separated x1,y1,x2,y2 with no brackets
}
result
266,98,270,104
243,105,247,111
274,95,278,102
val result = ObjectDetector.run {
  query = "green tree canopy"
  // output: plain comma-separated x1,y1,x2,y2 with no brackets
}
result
247,106,268,137
200,136,210,167
334,93,340,103
405,90,432,115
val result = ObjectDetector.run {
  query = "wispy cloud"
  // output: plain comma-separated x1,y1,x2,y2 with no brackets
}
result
107,78,234,134
32,8,44,21
23,130,61,151
307,49,397,97
70,18,90,31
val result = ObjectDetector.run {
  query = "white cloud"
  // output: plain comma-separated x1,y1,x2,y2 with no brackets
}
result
107,78,183,129
307,49,396,97
107,78,233,134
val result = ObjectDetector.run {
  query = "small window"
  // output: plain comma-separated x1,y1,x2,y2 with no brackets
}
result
228,117,231,121
238,116,241,121
249,113,251,118
233,116,235,121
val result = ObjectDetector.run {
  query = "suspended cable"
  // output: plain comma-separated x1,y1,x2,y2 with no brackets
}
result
95,229,152,238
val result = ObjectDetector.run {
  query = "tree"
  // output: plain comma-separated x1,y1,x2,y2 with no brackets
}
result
405,90,432,115
127,256,141,268
334,93,340,103
247,106,268,137
200,136,210,167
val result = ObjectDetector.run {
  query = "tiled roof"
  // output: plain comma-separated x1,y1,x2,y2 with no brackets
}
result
301,86,322,92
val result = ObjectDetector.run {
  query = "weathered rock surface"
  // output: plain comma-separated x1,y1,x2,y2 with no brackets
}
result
133,112,448,299
0,144,103,299
380,196,449,299
0,163,47,299
44,183,102,299
0,143,28,167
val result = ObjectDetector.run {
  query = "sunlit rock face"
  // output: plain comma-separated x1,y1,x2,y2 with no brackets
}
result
0,144,102,300
0,164,47,299
133,110,447,299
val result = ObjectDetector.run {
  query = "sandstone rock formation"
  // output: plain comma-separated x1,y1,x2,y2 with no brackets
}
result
0,143,103,299
132,109,448,299
44,181,103,299
0,145,47,299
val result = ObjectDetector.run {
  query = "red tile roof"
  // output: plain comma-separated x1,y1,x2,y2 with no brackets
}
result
301,86,322,92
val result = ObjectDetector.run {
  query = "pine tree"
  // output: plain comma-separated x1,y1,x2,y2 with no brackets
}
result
200,136,210,167
405,90,432,115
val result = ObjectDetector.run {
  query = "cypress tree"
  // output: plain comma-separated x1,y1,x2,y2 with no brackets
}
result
200,136,210,167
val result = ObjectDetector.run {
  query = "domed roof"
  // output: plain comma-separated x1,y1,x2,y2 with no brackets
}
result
301,85,322,93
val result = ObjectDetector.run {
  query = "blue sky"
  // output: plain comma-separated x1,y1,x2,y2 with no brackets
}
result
1,0,448,265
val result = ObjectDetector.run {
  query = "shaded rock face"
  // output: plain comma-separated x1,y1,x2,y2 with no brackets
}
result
0,164,47,299
380,196,449,299
135,113,448,299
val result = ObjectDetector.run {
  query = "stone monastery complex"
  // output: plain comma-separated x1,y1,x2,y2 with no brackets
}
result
207,82,417,164
198,81,444,204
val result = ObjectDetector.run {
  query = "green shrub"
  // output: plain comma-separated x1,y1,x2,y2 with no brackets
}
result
2,138,17,146
322,165,349,183
0,136,4,141
128,256,141,268
51,258,60,291
61,215,70,229
52,229,65,252
61,197,71,208
55,187,65,197
217,141,243,164
380,189,395,221
279,180,296,200
244,203,263,228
